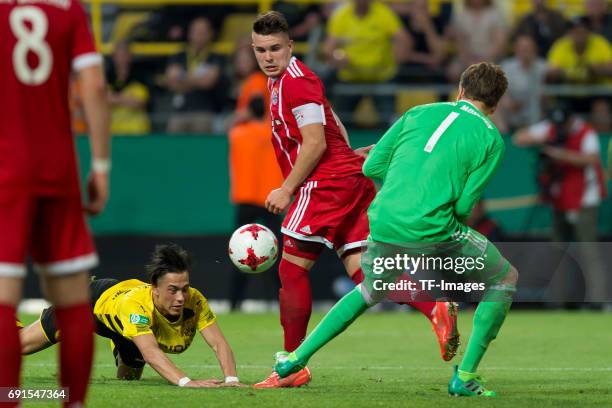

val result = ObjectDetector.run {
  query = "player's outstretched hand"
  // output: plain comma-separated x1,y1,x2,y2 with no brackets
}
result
354,144,375,158
185,379,223,388
265,187,292,215
85,171,109,216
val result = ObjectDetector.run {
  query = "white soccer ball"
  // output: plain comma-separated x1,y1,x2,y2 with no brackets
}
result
228,223,279,273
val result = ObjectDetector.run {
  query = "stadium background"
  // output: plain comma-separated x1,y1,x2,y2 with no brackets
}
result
22,0,612,305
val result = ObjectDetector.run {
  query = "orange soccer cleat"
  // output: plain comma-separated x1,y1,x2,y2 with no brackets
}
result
432,302,460,361
253,367,312,389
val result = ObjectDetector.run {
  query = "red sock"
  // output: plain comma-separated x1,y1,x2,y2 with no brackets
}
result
279,258,312,352
406,301,436,321
55,303,94,407
350,268,364,285
386,276,437,322
0,304,21,402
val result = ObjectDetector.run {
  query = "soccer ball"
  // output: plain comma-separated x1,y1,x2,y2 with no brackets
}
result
228,224,278,273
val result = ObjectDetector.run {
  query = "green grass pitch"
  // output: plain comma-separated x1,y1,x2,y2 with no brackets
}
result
19,310,612,407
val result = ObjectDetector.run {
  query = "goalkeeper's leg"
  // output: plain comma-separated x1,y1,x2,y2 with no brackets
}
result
275,285,372,377
449,264,518,397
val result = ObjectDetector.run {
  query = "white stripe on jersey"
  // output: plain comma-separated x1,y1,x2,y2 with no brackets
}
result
286,64,298,78
292,181,316,231
288,181,316,231
290,59,304,77
0,262,26,277
287,181,311,230
269,88,293,168
278,76,301,155
271,127,293,169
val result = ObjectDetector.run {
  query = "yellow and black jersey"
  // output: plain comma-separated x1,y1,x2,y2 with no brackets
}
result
93,279,216,354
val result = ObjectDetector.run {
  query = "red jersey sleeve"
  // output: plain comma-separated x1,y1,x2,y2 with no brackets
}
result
70,1,101,71
284,76,326,128
284,76,324,108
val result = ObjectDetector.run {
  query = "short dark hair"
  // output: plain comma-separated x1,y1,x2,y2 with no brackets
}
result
459,62,508,110
253,11,290,36
248,95,266,119
145,243,192,285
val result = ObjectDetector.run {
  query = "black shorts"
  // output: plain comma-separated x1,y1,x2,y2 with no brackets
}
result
40,278,145,369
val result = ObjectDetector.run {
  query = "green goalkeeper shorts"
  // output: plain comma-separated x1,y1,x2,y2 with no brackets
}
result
359,226,511,304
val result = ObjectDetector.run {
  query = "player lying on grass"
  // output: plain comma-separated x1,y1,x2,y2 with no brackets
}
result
20,243,244,388
272,62,519,397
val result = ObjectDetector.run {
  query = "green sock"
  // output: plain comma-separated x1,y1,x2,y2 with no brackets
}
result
459,284,515,374
292,287,369,364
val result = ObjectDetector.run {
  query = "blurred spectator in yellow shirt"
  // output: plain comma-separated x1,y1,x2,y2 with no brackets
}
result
547,16,612,84
107,41,151,135
324,0,412,126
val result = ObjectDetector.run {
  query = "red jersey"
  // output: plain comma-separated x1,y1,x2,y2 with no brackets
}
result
267,57,364,181
0,0,101,195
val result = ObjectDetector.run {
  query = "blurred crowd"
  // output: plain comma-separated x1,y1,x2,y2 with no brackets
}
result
71,0,612,134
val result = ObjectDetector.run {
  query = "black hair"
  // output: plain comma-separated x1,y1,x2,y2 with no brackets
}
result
253,11,290,37
145,243,192,285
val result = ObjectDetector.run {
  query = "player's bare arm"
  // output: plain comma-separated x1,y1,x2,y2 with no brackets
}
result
132,333,220,387
200,322,245,387
79,64,111,215
541,146,600,167
265,123,326,214
20,320,52,355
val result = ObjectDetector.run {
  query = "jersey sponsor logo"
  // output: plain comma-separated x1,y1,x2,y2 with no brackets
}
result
129,314,150,325
300,225,312,234
159,343,187,354
272,88,278,105
295,111,305,126
202,309,215,322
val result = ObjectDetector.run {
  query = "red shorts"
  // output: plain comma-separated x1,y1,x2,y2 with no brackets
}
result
0,194,97,278
281,174,376,256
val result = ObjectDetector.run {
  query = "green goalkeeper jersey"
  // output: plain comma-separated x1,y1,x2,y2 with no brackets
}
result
363,100,505,243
